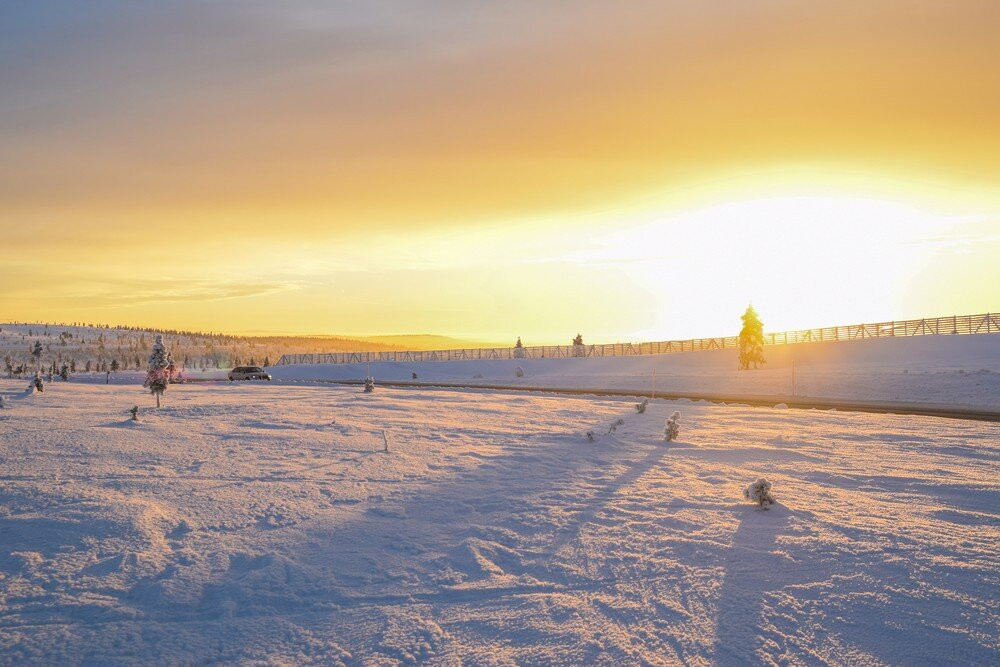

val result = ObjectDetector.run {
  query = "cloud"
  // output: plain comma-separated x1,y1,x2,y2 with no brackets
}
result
0,268,302,309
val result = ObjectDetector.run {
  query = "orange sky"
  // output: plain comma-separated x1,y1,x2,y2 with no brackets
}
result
2,1,998,341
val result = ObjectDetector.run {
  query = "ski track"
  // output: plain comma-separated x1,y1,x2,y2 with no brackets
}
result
0,380,997,665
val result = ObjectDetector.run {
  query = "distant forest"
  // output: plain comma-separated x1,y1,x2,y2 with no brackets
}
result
0,321,480,372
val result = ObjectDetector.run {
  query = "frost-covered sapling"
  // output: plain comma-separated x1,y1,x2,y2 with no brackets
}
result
31,371,44,394
145,334,171,407
59,364,69,381
129,405,139,421
743,478,776,509
664,411,680,441
608,417,625,434
364,376,375,393
636,399,648,414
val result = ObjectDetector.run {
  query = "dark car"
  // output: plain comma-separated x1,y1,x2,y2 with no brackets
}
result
228,366,272,381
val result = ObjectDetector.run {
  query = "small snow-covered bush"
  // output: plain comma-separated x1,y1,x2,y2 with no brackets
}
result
31,372,44,394
664,411,679,441
515,366,524,378
636,399,648,414
364,376,375,393
607,417,625,434
743,478,776,509
129,405,139,421
586,430,595,441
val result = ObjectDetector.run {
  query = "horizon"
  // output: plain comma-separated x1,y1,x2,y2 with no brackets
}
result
2,2,999,339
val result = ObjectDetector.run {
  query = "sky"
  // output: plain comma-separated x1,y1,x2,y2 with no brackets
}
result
2,0,999,343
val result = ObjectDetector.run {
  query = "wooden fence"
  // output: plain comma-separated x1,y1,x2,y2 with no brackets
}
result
277,312,999,365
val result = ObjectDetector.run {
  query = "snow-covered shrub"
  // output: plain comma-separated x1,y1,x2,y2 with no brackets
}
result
515,366,524,378
364,376,375,393
608,417,625,434
664,411,680,441
59,364,69,381
145,334,171,407
743,478,776,509
31,371,44,394
586,430,595,442
636,399,648,414
129,405,139,421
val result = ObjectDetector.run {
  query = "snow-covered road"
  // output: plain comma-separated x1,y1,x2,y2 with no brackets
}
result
1,380,997,664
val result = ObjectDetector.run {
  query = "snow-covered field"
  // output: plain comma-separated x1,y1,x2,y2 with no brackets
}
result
1,380,997,664
271,334,1000,409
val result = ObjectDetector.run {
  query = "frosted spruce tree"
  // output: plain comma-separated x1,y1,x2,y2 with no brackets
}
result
31,341,43,370
664,411,680,441
145,334,172,407
738,305,766,370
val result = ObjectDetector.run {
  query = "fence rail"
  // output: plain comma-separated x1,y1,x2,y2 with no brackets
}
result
277,312,999,366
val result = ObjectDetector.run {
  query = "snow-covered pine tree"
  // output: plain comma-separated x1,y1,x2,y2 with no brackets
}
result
145,334,172,407
32,371,44,394
59,364,69,381
664,411,680,441
738,304,766,370
363,376,375,393
31,341,43,369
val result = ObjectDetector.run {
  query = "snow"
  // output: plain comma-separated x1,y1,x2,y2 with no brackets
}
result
1,379,997,664
272,334,1000,408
